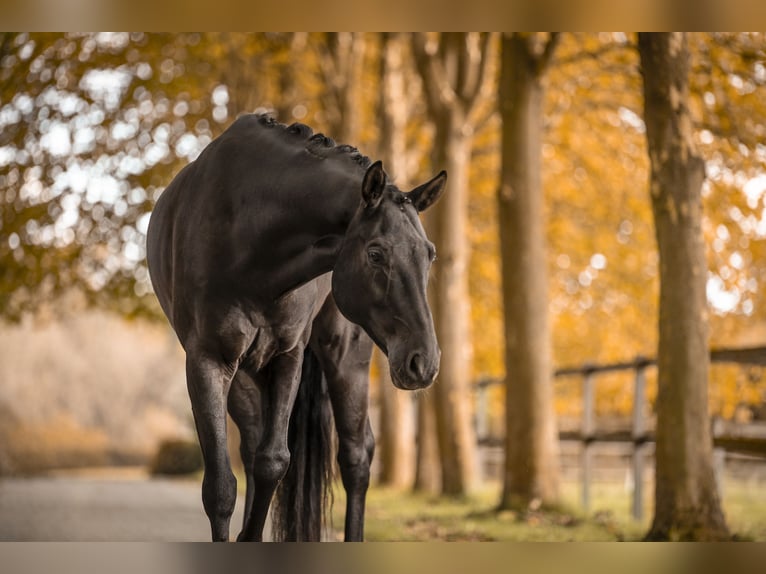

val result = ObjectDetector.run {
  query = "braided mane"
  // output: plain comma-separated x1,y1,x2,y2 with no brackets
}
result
255,114,372,169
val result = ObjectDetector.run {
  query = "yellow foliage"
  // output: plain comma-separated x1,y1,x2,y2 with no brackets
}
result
465,33,766,421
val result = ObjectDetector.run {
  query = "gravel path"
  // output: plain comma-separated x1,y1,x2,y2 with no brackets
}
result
0,469,250,541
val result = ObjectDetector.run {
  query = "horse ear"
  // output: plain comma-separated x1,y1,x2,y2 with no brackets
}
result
407,170,447,212
362,161,386,209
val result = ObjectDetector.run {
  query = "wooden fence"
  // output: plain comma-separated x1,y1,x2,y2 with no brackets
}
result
474,345,766,520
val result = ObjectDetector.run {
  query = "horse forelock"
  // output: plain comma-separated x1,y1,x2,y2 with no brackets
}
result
360,188,423,240
392,191,412,207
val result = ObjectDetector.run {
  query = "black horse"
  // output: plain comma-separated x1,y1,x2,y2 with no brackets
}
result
146,115,446,541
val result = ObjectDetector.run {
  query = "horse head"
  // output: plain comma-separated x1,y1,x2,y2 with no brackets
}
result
332,161,446,390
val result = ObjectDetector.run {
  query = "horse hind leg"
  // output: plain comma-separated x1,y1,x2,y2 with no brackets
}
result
228,370,263,540
237,348,304,541
335,413,375,541
185,350,239,542
311,297,375,541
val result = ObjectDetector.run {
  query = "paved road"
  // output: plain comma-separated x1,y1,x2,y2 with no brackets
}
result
0,469,249,541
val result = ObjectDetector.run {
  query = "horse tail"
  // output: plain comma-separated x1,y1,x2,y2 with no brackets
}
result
271,346,335,541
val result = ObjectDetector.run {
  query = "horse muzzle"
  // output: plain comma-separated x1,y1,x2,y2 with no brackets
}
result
390,347,440,390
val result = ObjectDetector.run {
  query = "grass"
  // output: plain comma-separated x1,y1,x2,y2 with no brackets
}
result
721,478,766,540
230,464,766,541
327,477,766,541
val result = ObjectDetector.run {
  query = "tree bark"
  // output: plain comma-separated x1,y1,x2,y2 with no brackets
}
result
638,32,730,541
414,392,442,493
429,106,477,495
411,33,494,496
497,33,561,510
375,350,416,488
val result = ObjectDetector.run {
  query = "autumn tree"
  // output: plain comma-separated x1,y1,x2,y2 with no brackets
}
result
532,33,766,421
1,33,167,320
373,32,420,489
638,32,730,541
0,33,279,320
411,32,494,496
0,33,341,322
497,32,561,510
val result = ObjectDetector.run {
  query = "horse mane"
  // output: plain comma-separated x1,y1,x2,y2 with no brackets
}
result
254,113,372,170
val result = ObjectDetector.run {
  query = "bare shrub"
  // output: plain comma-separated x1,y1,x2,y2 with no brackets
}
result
149,439,203,476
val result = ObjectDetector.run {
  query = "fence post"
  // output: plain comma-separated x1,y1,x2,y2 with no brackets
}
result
710,418,726,499
476,381,489,442
581,369,595,512
714,447,726,499
631,359,647,521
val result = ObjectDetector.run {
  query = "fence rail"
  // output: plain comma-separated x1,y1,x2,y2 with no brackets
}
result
474,345,766,520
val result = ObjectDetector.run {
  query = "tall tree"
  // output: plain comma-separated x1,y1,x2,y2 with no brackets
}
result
497,32,561,510
411,32,493,495
375,32,417,489
638,32,730,541
0,33,274,321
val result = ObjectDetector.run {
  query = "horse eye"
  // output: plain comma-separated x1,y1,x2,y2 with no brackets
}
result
367,247,385,265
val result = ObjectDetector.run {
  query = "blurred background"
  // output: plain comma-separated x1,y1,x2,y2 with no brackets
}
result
0,32,765,540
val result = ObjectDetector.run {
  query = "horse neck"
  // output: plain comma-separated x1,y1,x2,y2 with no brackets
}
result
266,166,362,298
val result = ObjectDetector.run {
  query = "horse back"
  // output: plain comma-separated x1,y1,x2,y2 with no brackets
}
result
146,115,350,347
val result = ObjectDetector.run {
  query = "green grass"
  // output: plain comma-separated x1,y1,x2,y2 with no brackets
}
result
720,478,766,540
327,478,766,541
229,466,766,541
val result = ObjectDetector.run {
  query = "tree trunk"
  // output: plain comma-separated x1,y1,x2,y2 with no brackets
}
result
497,33,560,510
375,33,417,489
414,393,442,493
411,32,494,497
428,107,478,495
638,32,730,541
376,350,416,488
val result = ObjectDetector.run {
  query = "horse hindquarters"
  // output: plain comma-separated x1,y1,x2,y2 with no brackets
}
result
270,347,335,541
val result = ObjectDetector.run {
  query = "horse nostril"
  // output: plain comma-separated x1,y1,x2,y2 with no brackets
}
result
408,352,425,379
